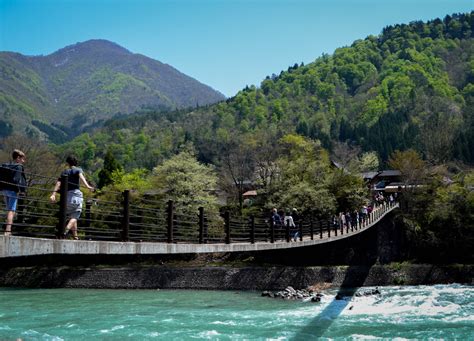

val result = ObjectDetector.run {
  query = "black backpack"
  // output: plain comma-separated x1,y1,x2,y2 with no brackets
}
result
0,163,19,191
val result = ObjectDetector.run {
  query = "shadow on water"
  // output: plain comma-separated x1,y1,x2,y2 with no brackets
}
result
291,262,375,340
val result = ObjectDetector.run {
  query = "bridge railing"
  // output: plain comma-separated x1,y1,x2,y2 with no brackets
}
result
1,168,399,243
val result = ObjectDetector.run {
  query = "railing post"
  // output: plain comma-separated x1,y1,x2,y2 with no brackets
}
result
198,207,204,244
16,196,25,226
270,218,275,243
224,211,230,244
121,190,130,241
85,200,92,228
57,174,68,238
285,220,290,242
250,215,255,244
310,219,314,240
84,199,92,240
319,220,322,239
167,200,174,243
298,220,303,241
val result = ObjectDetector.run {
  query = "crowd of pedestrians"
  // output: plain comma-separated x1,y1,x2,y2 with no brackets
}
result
271,207,300,241
334,192,397,231
270,192,397,241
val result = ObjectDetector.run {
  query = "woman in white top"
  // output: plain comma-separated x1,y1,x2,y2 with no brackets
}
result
284,210,298,241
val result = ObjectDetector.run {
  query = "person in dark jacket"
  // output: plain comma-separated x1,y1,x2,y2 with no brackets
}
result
272,208,282,227
50,155,94,240
1,149,27,236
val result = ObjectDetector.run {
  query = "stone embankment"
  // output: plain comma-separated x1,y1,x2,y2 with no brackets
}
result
0,264,472,289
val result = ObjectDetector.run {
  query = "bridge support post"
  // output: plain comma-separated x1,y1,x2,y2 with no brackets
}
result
198,207,205,244
167,200,174,243
250,215,255,244
310,220,314,240
224,211,230,244
121,190,130,241
319,220,322,239
285,221,290,242
57,174,68,238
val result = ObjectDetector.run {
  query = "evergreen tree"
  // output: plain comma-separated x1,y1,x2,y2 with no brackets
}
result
97,150,123,189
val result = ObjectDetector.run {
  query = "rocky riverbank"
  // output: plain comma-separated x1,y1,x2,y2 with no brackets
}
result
262,286,326,302
0,264,471,289
261,286,381,302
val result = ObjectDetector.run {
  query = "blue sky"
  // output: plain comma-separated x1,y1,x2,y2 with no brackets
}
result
1,0,472,97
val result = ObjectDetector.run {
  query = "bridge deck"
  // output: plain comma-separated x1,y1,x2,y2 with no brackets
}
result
0,203,398,258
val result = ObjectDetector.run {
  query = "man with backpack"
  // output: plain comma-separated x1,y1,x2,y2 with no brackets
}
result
1,149,27,236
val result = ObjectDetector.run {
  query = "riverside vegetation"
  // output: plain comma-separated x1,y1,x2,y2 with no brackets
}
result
0,12,472,264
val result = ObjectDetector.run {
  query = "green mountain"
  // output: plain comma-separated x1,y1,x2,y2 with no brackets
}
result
69,12,473,170
0,39,225,141
195,12,473,164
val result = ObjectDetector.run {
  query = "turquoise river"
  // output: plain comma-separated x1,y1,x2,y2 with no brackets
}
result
0,284,472,340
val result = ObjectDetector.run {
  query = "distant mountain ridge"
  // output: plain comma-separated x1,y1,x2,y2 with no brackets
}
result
0,39,225,141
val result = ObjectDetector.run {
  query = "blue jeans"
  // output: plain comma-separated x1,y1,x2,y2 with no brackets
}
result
3,190,18,212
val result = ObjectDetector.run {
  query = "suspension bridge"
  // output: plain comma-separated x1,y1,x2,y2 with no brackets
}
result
0,168,399,258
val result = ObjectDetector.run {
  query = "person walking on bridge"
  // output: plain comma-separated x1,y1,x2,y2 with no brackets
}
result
271,208,282,227
50,155,94,240
284,209,298,241
1,149,27,236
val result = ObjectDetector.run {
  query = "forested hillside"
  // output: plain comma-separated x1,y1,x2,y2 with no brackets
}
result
0,39,225,142
60,12,473,170
1,13,472,263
